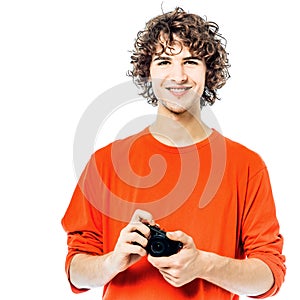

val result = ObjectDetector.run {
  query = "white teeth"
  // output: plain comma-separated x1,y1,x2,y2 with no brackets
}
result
169,88,187,92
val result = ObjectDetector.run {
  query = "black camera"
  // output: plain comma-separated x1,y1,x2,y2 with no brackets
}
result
145,225,183,257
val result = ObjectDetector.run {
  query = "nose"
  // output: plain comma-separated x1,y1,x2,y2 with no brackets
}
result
169,63,187,83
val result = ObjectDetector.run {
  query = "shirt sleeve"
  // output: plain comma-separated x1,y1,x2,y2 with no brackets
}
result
241,166,286,298
61,155,104,293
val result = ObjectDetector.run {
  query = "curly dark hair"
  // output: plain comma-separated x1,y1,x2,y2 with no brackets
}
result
128,7,230,107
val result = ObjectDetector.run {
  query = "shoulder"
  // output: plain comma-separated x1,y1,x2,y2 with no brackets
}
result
93,127,149,160
216,131,267,173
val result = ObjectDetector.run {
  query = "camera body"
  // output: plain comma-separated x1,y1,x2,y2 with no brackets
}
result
145,225,183,257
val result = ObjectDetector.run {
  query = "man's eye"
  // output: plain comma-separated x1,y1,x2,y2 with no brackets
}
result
157,61,170,66
184,60,199,65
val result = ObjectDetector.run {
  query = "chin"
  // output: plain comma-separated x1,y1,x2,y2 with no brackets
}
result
160,98,198,115
161,101,187,114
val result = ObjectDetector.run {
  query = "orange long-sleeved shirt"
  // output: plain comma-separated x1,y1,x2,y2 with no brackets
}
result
62,128,286,299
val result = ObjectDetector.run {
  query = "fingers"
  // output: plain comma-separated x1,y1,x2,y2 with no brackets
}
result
126,221,151,238
166,230,192,245
147,253,184,286
147,231,195,268
128,231,149,248
115,210,154,257
117,219,152,255
130,209,155,225
148,253,178,269
147,231,200,287
120,223,149,242
121,242,148,257
110,210,156,273
160,271,184,287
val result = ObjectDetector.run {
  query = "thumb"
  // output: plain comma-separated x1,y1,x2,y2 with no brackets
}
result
130,209,154,225
166,230,186,242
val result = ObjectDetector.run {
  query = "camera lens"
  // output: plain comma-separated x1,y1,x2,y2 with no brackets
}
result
150,240,166,256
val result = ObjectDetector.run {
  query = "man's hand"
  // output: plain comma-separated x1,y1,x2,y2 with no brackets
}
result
148,230,275,296
147,230,201,287
70,209,155,289
109,209,155,273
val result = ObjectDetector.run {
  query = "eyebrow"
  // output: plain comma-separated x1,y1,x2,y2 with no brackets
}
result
153,56,171,62
183,56,202,61
152,56,202,62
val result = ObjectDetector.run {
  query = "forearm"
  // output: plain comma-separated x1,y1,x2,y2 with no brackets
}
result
69,252,119,289
198,251,274,296
69,212,154,290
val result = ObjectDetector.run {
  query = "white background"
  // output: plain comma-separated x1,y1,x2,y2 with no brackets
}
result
1,0,299,299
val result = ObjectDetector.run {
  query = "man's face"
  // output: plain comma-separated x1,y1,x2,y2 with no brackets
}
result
149,42,206,115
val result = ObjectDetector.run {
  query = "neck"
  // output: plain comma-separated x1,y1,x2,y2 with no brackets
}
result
150,105,212,147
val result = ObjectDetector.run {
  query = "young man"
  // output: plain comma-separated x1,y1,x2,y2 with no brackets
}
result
62,7,286,299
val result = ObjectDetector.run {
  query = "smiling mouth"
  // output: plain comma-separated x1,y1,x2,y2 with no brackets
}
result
166,86,192,96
